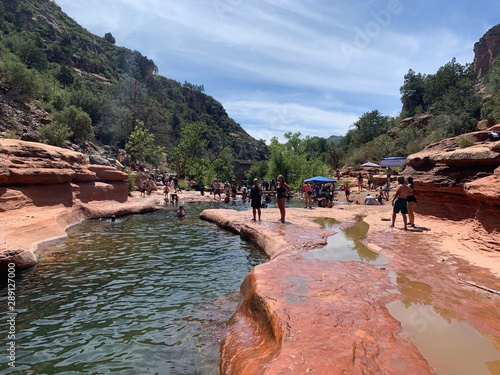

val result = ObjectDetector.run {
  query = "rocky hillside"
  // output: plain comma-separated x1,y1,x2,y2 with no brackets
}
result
0,0,269,167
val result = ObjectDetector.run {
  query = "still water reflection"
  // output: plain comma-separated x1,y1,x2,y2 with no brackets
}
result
305,216,388,265
0,203,267,375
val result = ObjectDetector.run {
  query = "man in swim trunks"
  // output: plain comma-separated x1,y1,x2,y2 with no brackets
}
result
390,176,410,229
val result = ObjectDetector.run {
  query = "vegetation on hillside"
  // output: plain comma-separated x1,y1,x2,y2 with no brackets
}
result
0,0,268,180
246,56,497,188
1,0,499,188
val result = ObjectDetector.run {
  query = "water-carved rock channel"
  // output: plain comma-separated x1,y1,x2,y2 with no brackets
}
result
0,203,266,374
1,202,499,374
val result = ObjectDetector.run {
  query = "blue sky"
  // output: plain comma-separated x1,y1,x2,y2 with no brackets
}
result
56,0,500,144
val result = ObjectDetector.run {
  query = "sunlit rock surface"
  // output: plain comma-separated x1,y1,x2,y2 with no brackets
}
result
403,125,500,252
0,139,132,270
200,209,435,374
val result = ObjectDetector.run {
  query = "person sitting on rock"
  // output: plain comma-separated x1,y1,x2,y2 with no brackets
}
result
364,194,380,205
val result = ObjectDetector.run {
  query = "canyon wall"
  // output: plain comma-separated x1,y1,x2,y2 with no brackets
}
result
0,139,130,270
402,125,500,252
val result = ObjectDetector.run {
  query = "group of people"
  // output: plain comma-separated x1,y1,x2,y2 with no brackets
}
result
364,182,391,205
302,181,334,208
250,175,290,223
390,176,417,229
162,177,181,203
356,171,379,192
211,179,243,202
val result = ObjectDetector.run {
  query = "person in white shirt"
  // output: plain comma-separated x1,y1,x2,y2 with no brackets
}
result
364,194,380,205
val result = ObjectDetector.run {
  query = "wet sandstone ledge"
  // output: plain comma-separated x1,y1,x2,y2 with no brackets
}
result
201,208,438,374
200,207,500,374
0,139,158,271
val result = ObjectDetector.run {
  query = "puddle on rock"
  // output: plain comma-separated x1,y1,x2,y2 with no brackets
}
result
387,273,500,375
305,216,388,265
387,300,500,375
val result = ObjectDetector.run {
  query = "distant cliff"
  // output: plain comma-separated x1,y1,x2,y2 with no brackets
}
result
473,24,500,77
0,0,269,165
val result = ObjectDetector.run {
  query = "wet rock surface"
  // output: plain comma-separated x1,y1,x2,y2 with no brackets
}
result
201,205,500,374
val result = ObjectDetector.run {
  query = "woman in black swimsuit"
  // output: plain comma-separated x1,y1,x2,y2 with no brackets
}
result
406,176,417,227
276,174,291,223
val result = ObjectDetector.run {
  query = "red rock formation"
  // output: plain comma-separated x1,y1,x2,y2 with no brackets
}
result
199,208,446,374
0,139,128,211
403,125,500,251
473,24,500,77
0,139,130,269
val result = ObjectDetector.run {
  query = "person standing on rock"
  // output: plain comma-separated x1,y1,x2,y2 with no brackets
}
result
390,176,410,229
386,166,393,180
383,179,391,201
276,174,291,223
303,181,313,209
213,179,222,200
357,173,363,192
367,172,373,190
250,178,262,221
406,176,417,228
344,182,351,202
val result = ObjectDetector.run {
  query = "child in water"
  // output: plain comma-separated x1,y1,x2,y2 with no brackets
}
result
176,206,186,218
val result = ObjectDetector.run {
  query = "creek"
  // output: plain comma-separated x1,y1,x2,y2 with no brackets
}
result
0,202,266,375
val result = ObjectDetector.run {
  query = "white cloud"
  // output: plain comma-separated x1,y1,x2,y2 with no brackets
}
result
223,98,360,143
56,0,500,144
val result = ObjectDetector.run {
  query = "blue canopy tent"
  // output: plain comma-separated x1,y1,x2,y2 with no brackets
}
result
380,157,406,167
303,176,336,183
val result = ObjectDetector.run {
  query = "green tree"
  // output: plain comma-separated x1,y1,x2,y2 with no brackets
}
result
342,110,392,150
481,57,500,123
171,122,211,178
266,133,329,188
56,65,74,87
53,105,93,144
125,120,163,166
246,160,269,183
0,58,42,98
400,69,426,117
39,122,72,147
211,146,235,182
325,140,343,170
